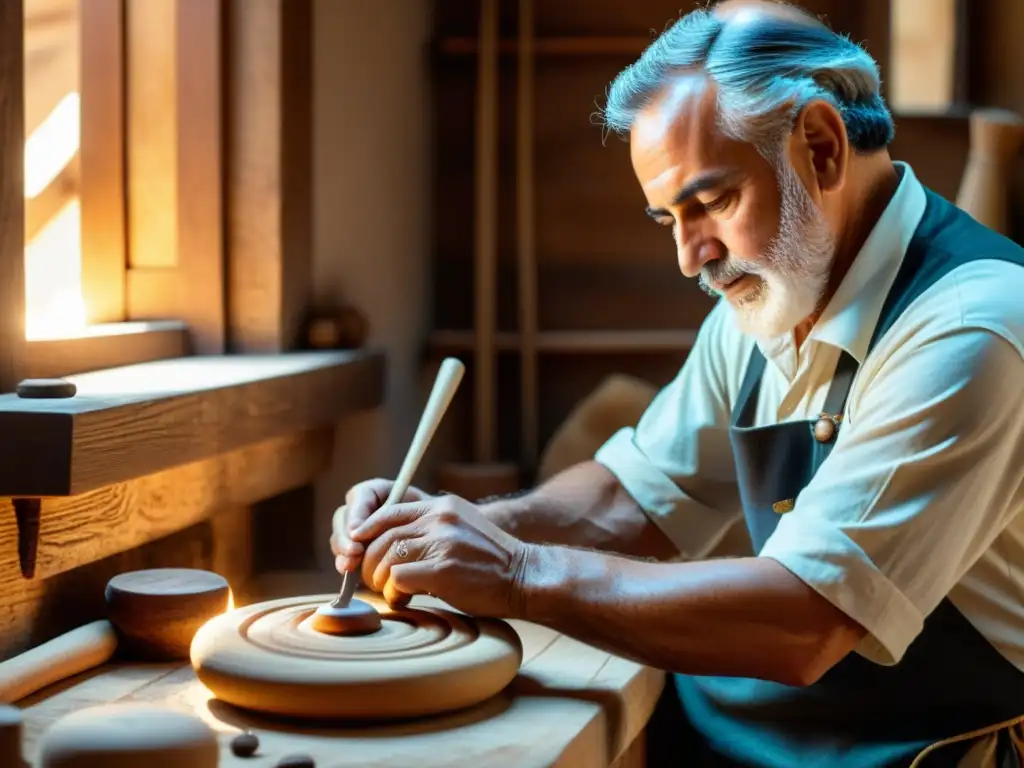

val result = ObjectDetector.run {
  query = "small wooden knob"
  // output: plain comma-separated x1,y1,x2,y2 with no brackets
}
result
813,416,836,443
104,568,231,661
15,379,76,399
310,597,382,636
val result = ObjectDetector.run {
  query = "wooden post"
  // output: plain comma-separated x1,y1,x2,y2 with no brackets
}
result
224,0,313,353
123,0,227,353
474,0,499,464
516,0,538,472
175,0,226,353
80,0,128,325
0,0,27,393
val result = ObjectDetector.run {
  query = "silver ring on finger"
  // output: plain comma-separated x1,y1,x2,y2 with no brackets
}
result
395,539,410,559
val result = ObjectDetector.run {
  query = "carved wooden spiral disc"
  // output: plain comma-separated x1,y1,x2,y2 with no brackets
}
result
190,594,523,720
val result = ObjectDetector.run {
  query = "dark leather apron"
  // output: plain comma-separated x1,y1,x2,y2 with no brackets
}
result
646,187,1024,767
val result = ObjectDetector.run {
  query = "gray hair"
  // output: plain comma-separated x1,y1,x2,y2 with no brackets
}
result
600,3,894,156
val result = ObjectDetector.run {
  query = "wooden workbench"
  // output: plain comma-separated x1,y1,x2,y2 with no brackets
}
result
16,587,664,767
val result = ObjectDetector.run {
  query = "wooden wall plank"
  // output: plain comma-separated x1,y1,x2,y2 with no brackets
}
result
79,0,127,324
0,0,27,394
225,0,313,353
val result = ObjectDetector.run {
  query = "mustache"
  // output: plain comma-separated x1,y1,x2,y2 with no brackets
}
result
698,257,756,295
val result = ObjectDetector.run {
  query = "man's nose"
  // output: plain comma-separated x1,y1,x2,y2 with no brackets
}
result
677,233,721,278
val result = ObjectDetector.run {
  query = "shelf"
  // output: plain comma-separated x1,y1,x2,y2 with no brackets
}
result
429,329,697,354
437,35,652,57
0,349,385,497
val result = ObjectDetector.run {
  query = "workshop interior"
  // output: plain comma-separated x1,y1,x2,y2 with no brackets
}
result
1,0,1021,765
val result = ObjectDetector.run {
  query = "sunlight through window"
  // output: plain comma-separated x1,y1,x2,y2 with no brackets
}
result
24,0,87,340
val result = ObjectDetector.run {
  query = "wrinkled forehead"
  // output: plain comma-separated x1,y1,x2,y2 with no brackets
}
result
628,74,762,193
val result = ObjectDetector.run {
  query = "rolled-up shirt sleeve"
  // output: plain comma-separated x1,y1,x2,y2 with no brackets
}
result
760,325,1024,666
595,302,746,559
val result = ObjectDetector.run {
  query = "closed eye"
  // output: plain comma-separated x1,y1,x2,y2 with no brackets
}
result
701,192,733,214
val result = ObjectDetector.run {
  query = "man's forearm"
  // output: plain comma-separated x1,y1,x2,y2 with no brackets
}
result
512,544,865,686
481,460,679,560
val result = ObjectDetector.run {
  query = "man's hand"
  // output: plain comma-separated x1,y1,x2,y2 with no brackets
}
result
330,479,432,575
348,494,530,617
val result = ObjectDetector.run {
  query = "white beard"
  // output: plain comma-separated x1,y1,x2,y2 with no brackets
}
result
699,154,835,341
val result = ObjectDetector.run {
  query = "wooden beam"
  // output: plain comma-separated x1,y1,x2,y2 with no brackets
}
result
0,349,385,496
0,427,332,592
80,0,128,324
174,0,225,353
0,0,27,393
517,0,538,470
24,321,190,379
474,0,499,463
224,0,313,352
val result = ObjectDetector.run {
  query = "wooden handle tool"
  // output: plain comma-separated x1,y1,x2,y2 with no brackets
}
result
0,620,117,705
335,357,466,607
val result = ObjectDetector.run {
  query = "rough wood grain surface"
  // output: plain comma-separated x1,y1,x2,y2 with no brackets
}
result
17,593,664,767
0,349,384,496
0,428,332,594
0,502,258,661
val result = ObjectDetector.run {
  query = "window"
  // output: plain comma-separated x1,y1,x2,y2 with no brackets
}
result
24,0,84,339
7,0,225,386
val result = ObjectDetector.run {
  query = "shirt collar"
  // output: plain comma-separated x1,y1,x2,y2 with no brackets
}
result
776,161,924,367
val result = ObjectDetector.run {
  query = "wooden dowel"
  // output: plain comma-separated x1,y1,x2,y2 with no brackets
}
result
516,0,538,471
474,0,499,463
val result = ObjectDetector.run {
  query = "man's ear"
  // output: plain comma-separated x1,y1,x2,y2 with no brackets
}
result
787,99,848,196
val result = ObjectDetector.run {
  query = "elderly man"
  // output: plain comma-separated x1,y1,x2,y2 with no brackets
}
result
332,1,1024,765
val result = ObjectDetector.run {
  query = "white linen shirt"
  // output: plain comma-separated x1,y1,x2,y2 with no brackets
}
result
595,162,1024,671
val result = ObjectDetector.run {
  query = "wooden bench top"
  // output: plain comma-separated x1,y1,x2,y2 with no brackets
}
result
17,616,664,767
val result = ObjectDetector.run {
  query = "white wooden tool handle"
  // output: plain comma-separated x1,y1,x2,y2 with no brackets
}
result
384,356,465,506
336,357,465,606
0,620,118,704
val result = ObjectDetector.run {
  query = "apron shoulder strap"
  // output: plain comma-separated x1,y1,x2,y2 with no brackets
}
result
822,350,859,418
731,345,767,427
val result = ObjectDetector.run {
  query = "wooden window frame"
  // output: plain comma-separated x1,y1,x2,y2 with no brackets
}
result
14,0,224,385
6,0,324,388
0,0,384,586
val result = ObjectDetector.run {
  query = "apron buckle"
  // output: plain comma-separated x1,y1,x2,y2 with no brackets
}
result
814,412,843,443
